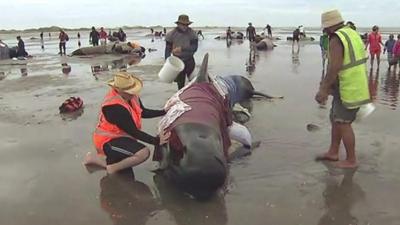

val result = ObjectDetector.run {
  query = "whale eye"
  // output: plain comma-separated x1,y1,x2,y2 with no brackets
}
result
199,133,208,139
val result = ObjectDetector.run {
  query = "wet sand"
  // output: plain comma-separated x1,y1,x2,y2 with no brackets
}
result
1,33,400,225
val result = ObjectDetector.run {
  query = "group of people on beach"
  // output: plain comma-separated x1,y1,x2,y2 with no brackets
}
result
83,14,199,173
1,11,396,173
319,24,400,72
82,10,385,175
364,26,400,71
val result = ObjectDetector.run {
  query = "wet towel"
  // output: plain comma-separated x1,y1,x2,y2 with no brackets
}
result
163,83,232,157
214,76,241,108
159,75,228,132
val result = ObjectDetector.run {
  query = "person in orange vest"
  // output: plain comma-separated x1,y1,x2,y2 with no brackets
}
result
84,72,170,174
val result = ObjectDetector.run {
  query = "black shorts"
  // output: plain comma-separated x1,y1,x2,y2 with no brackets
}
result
103,137,145,165
293,36,300,41
329,94,359,123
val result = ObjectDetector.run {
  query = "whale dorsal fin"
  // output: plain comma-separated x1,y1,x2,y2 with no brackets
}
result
195,53,209,83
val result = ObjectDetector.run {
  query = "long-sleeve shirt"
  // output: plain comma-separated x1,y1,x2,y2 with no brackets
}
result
90,31,100,41
59,32,68,43
99,31,108,39
320,34,329,51
385,39,396,53
17,40,27,57
102,99,166,145
165,27,198,61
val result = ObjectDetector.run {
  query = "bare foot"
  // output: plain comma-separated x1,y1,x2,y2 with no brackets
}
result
83,152,106,168
315,152,339,161
334,160,358,169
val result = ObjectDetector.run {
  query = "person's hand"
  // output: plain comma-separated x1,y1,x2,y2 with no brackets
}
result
159,130,171,145
315,88,329,105
172,47,182,56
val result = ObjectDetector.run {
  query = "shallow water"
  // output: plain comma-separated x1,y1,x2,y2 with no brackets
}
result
1,31,400,225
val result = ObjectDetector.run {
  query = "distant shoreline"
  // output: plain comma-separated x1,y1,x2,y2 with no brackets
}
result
1,25,399,34
0,25,222,33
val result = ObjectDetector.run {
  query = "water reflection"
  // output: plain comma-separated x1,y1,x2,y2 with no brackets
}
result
291,51,300,73
381,69,399,110
91,55,142,79
368,68,379,101
318,165,365,225
20,67,28,76
91,64,109,80
99,174,158,225
153,174,228,225
60,108,84,121
0,71,5,80
246,43,258,75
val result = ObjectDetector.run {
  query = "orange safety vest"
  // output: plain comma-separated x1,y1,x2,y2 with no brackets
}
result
93,89,142,155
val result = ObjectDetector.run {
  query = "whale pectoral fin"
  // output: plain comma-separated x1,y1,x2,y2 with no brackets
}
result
229,146,252,161
195,53,210,83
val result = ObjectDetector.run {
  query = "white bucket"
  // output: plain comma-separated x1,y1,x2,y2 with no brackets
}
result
158,56,185,83
356,103,376,121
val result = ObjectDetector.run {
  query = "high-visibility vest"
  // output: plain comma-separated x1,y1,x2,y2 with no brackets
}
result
335,26,371,109
93,89,142,155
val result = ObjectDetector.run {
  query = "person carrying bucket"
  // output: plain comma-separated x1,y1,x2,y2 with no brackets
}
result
165,14,198,90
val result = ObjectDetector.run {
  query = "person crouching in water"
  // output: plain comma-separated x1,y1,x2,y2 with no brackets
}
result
84,72,171,174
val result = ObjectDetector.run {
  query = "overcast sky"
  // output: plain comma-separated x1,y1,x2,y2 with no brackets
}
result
1,0,399,29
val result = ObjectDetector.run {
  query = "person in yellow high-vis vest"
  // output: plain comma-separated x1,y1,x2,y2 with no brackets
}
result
315,9,371,169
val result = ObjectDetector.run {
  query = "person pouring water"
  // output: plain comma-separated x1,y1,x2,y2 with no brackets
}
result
165,14,198,90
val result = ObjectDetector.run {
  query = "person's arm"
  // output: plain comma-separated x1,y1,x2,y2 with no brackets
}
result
365,34,370,50
394,43,400,56
102,105,160,145
165,41,173,59
316,35,343,104
139,99,166,118
384,41,388,54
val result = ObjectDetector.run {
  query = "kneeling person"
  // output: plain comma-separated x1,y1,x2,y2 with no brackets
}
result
84,72,170,174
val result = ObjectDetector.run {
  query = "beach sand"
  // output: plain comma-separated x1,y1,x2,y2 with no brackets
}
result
1,31,400,225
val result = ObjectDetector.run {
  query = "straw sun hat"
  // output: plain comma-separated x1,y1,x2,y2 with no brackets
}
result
107,72,143,95
321,9,344,29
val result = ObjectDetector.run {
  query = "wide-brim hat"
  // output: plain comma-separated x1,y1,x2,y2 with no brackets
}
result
321,9,344,29
175,14,193,25
107,72,143,95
